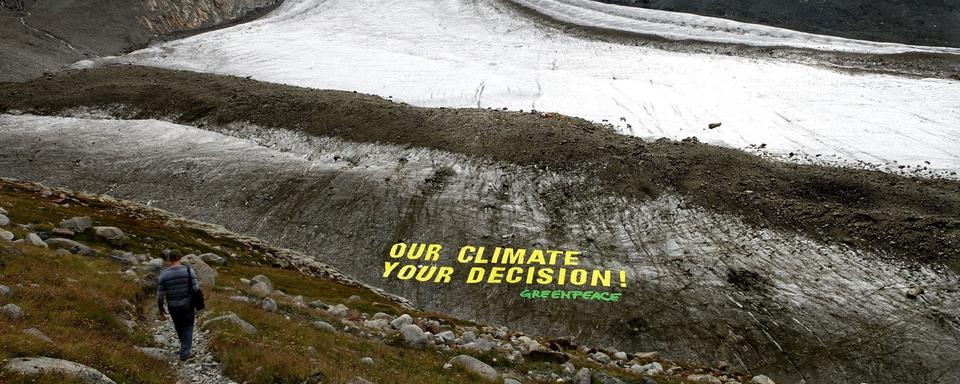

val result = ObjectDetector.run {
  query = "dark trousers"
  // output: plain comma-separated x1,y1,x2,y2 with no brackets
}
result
168,305,195,360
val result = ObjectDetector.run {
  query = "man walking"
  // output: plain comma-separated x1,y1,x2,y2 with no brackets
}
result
157,251,201,361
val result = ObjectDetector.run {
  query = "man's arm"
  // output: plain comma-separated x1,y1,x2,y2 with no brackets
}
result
156,272,167,314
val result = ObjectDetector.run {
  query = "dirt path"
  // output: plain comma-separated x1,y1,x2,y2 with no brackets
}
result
151,314,236,384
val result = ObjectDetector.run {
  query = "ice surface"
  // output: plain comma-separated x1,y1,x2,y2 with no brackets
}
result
94,0,960,175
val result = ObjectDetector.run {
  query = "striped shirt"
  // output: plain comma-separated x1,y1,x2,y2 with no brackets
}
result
157,265,200,311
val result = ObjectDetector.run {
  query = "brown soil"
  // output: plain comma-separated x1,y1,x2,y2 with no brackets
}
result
3,65,959,273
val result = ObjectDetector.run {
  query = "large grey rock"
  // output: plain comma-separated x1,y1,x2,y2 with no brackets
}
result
1,303,24,319
202,313,257,334
26,233,47,247
251,275,273,289
5,357,116,384
59,216,92,233
199,252,225,265
327,303,349,317
0,229,13,241
0,284,11,297
399,324,428,348
448,355,498,382
0,213,9,227
260,297,278,312
573,368,592,384
313,320,337,333
45,238,95,256
751,375,776,384
182,254,217,288
435,330,456,344
23,328,53,343
390,313,413,329
93,226,125,246
589,351,611,364
250,281,273,296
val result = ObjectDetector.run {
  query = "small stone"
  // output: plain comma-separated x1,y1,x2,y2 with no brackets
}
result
199,253,225,265
906,287,925,299
390,313,414,329
313,320,337,333
229,295,252,303
1,303,24,319
633,351,660,360
0,284,10,297
239,278,251,285
638,362,663,375
202,313,257,334
504,379,521,384
435,330,455,343
347,295,362,302
120,270,138,281
51,228,75,237
45,238,95,256
250,281,273,296
613,351,628,361
360,357,374,365
589,351,611,364
751,375,776,384
59,216,92,233
327,304,349,317
448,355,499,382
0,214,9,227
347,377,374,384
22,328,53,343
0,229,13,241
308,300,329,309
260,297,278,312
136,347,170,361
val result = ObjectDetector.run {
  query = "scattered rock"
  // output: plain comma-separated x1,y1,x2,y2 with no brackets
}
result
59,216,92,233
199,253,225,265
360,357,374,365
688,374,722,384
504,379,521,384
633,351,660,360
435,330,456,344
751,375,776,384
0,229,13,241
448,355,499,382
390,313,414,329
260,297,278,312
25,233,47,247
182,254,218,288
573,368,592,384
120,270,138,281
202,313,257,334
0,214,9,227
637,362,663,375
136,347,170,361
51,227,75,237
45,238,95,256
613,351,628,361
250,281,273,296
593,372,627,384
22,328,53,343
308,299,329,310
1,303,24,319
347,295,362,302
363,319,391,330
5,357,116,384
372,312,394,321
55,249,72,257
313,320,337,333
347,377,374,384
708,122,722,129
0,284,10,297
524,349,568,363
399,324,428,348
93,226,125,246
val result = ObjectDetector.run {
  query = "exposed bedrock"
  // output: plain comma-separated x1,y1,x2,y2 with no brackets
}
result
0,114,957,383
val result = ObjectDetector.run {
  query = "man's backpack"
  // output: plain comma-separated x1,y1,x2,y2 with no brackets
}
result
186,266,206,311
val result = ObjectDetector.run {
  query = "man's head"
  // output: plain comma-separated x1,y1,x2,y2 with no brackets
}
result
167,249,184,263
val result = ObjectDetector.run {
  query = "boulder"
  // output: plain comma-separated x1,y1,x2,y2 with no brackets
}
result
448,355,498,382
5,357,116,384
313,320,337,333
613,351,628,361
182,254,217,288
1,303,24,319
0,213,9,227
0,284,10,297
250,281,273,296
363,319,391,330
93,227,125,246
59,216,92,233
199,253,225,265
260,297,278,312
251,275,273,289
0,229,13,241
399,324,428,348
45,238,95,256
573,368,592,384
202,313,257,334
751,375,776,384
688,374,722,384
22,328,53,344
435,330,456,344
390,313,414,329
51,228,75,237
25,233,47,247
637,362,663,375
